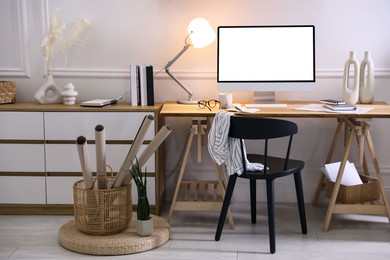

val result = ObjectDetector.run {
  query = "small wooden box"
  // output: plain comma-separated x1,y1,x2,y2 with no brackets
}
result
325,175,380,204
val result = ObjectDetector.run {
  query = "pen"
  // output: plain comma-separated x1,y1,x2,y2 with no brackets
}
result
234,106,242,112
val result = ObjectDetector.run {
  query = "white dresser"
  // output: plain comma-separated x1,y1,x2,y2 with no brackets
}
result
0,103,165,215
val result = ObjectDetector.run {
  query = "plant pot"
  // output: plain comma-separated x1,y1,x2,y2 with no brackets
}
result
136,218,153,236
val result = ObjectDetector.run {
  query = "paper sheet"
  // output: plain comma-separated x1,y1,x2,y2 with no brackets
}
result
322,161,363,186
95,125,107,189
76,137,93,189
123,125,172,185
112,115,154,188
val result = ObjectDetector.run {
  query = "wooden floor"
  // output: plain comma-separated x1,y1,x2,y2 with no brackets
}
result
0,202,389,259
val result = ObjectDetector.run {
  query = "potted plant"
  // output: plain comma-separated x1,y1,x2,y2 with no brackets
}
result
130,160,153,236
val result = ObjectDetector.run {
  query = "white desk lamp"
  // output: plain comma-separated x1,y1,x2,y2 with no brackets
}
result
164,18,216,104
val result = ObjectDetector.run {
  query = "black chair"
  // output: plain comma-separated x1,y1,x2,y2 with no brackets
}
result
214,116,307,254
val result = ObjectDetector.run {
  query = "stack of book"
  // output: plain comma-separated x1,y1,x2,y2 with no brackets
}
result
320,99,356,111
130,65,154,106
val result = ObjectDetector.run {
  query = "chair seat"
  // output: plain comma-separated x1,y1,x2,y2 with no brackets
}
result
244,154,305,179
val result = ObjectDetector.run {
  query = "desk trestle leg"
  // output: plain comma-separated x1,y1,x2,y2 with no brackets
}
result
168,119,234,229
312,118,390,232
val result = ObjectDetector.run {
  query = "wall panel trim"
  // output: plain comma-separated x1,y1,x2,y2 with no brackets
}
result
53,68,390,80
0,0,30,78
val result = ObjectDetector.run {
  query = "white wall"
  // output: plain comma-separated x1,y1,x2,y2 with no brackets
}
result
1,0,390,204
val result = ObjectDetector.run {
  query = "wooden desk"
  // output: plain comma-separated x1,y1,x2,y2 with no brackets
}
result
161,101,390,231
161,101,390,119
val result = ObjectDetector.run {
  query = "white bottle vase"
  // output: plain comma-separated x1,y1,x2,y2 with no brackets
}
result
34,72,62,104
359,51,375,104
342,51,360,104
61,83,78,105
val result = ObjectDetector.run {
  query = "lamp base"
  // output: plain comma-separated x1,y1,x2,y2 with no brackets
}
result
177,99,199,105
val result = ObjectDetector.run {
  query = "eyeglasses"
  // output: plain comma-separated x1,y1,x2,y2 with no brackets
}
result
198,99,220,111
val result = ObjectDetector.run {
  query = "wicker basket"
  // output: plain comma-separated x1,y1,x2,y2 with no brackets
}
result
0,81,16,104
73,177,132,235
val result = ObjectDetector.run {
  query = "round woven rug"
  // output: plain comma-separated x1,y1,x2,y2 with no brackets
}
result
58,214,170,256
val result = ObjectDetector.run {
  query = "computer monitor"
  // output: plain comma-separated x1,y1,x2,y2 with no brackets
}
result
217,25,315,103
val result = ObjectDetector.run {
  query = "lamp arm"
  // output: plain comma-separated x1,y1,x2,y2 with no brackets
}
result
164,44,190,71
165,69,193,100
164,44,193,100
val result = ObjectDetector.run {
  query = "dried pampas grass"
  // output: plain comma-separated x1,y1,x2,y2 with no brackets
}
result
41,10,66,68
60,19,91,55
40,10,90,74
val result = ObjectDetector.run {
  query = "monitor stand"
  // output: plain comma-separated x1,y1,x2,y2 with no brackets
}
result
252,91,276,104
245,92,288,108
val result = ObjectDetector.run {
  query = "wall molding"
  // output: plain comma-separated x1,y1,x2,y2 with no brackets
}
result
0,0,30,78
53,68,390,80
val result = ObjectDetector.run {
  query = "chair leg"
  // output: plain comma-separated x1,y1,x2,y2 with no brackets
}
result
250,179,257,224
294,171,307,234
266,179,276,254
215,174,237,241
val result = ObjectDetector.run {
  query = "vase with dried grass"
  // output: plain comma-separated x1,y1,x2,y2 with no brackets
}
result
35,10,90,104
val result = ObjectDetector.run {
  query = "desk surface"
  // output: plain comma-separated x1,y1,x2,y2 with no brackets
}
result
161,101,390,118
0,102,162,112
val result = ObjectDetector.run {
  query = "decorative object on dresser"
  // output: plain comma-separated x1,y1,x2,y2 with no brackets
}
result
0,81,16,104
36,10,90,104
342,51,360,104
34,69,62,104
359,51,375,104
61,83,78,105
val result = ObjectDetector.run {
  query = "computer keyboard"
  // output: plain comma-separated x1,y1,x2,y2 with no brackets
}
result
245,103,288,108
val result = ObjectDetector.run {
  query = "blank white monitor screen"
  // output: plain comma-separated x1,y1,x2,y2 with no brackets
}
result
217,25,315,96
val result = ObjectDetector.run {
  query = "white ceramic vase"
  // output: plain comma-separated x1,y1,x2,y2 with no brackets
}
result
342,51,360,104
136,218,153,236
61,83,78,105
34,71,62,104
359,51,375,104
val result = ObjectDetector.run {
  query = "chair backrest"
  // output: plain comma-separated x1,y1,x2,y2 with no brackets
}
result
229,116,298,174
229,116,298,140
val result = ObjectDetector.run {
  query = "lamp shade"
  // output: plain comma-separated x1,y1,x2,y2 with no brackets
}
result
187,18,216,48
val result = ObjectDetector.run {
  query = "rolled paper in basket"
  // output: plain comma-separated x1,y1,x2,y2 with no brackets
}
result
95,125,107,189
112,115,154,188
76,136,93,189
123,125,172,185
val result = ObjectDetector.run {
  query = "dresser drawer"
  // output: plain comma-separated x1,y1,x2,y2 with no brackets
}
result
0,144,45,172
46,176,81,204
45,143,155,173
44,112,155,140
0,176,46,204
0,112,44,139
